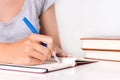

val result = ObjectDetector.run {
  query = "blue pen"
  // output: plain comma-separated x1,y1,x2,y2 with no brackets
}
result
23,17,47,47
23,17,61,63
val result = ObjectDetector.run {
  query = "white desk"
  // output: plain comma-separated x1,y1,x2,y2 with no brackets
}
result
0,61,120,80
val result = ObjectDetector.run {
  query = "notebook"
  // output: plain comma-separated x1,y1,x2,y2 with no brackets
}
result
0,58,97,74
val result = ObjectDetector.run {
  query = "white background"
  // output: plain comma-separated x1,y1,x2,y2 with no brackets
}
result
55,0,120,57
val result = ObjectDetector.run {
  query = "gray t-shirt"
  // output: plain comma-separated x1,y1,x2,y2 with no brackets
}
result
0,0,55,42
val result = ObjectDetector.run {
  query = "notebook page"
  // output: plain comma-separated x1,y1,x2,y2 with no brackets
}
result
31,57,77,71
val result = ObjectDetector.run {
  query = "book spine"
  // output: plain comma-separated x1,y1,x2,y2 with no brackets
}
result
84,57,120,62
82,48,120,52
80,38,120,40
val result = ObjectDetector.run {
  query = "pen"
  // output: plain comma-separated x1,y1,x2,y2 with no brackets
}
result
52,48,61,63
23,17,47,47
23,17,61,63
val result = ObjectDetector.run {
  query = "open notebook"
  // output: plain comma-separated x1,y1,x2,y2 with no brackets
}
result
0,58,97,74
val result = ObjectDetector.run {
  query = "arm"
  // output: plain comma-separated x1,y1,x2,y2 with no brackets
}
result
40,4,60,47
40,4,71,57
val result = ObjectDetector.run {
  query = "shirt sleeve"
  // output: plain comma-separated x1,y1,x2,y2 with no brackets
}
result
41,0,55,13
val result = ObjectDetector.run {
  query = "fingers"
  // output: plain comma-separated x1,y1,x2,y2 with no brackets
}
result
53,47,73,57
29,34,54,51
24,34,54,65
57,52,73,57
30,50,51,61
29,34,55,58
32,41,51,59
32,42,50,55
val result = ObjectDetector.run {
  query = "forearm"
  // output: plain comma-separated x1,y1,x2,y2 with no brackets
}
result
0,43,12,64
40,4,61,48
39,4,72,57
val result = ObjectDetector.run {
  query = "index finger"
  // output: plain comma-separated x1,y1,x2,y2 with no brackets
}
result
29,34,54,51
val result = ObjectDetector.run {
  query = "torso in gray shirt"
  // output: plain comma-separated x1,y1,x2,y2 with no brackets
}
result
0,0,55,42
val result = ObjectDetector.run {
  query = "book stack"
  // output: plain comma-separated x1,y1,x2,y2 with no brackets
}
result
80,38,120,62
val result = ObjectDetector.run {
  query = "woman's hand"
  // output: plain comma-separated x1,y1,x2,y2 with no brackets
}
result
54,44,73,57
0,34,54,65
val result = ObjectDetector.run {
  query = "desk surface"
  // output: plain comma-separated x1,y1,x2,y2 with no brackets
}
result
0,61,120,80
